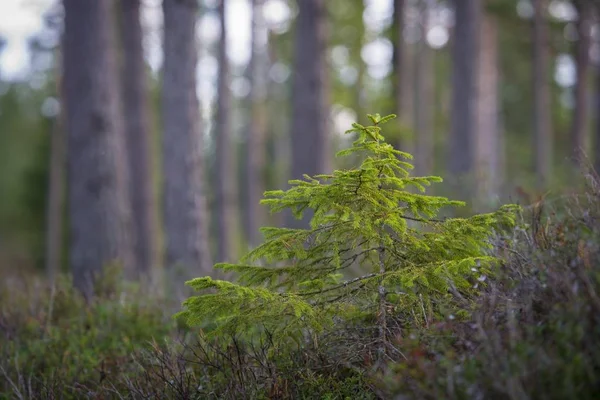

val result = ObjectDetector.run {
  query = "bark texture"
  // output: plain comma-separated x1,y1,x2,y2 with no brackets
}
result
119,0,159,275
63,0,134,300
162,0,212,281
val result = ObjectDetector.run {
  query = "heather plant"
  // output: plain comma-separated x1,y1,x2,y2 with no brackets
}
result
177,114,519,363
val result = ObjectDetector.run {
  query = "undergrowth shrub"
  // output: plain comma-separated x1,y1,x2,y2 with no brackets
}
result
119,334,376,399
0,266,175,399
380,172,600,399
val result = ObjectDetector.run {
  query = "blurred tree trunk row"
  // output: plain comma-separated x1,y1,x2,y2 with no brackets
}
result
62,0,214,298
54,0,600,298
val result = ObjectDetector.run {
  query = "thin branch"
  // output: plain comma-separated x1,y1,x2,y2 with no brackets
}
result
295,273,378,297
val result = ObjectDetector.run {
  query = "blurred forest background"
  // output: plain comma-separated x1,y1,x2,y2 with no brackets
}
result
0,0,598,297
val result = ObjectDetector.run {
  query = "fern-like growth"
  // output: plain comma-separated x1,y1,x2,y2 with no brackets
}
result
177,114,518,359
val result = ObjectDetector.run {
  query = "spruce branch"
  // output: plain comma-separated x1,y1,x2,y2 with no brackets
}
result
295,273,378,297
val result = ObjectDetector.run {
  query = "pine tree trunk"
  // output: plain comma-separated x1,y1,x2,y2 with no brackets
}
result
475,12,501,205
414,0,434,176
392,0,404,123
63,0,134,300
571,0,592,165
596,65,600,175
266,29,288,229
352,0,366,122
162,0,212,285
392,0,413,150
118,0,159,276
288,0,329,229
532,0,552,186
215,0,238,262
45,45,65,284
596,3,600,176
245,0,267,248
449,0,481,194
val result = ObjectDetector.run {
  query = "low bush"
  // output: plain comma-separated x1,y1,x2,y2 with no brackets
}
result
0,266,176,399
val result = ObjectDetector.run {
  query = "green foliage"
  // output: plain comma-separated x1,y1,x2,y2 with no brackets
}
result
178,114,519,345
0,266,175,399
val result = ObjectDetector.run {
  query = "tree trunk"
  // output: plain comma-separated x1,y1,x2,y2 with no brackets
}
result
288,0,329,228
45,45,65,284
449,0,481,194
162,0,212,285
392,0,413,150
118,0,159,276
532,0,552,187
596,64,600,175
391,0,415,147
352,0,366,122
475,12,501,206
571,0,592,165
596,3,600,176
245,0,267,248
266,29,289,229
63,0,134,300
215,0,238,262
392,0,404,122
414,0,434,176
